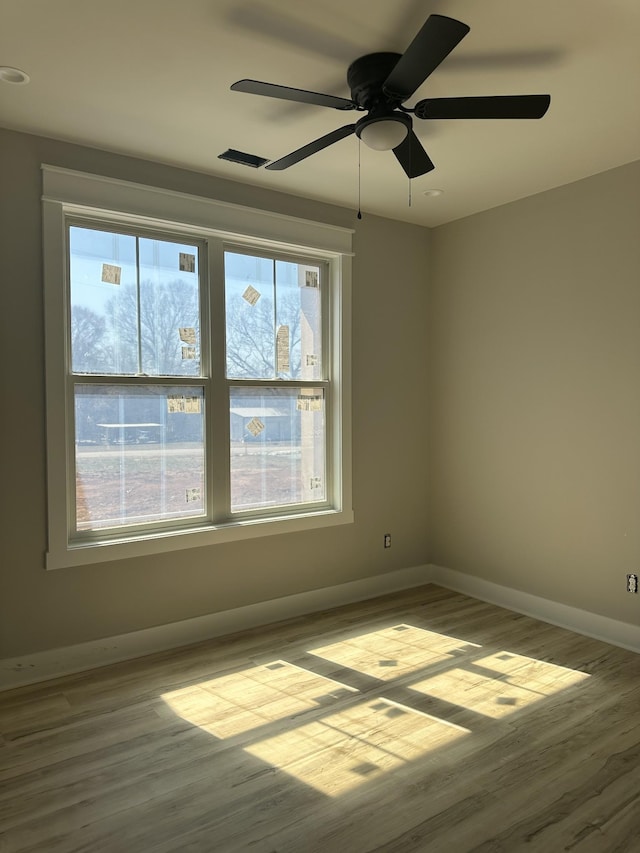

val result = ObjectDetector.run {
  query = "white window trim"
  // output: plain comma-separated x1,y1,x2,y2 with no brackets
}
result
42,165,354,569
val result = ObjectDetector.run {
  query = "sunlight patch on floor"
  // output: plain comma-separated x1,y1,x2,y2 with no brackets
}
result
244,696,468,796
161,625,591,797
410,651,590,719
162,660,358,738
308,624,482,681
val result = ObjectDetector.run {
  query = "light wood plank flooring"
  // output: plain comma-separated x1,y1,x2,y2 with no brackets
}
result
1,584,639,852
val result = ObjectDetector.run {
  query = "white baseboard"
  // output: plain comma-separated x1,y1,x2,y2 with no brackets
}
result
0,565,433,691
430,564,640,655
5,564,636,692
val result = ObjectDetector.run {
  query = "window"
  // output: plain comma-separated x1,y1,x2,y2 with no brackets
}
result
43,167,353,568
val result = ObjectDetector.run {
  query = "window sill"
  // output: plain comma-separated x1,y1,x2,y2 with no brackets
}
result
45,508,354,570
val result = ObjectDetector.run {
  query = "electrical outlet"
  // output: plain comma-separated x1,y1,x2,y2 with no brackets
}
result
384,533,391,549
627,573,638,593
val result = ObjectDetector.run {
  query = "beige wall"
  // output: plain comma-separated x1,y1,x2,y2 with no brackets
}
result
2,124,638,659
429,160,640,624
0,128,430,658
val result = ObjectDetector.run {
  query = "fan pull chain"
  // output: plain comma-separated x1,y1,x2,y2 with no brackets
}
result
408,135,412,208
357,138,362,220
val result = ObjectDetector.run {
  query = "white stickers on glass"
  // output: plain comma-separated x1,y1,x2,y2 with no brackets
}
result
181,346,197,360
297,394,323,412
179,252,196,273
185,487,201,503
168,395,201,414
179,327,197,344
276,325,290,372
304,269,319,288
246,417,265,437
242,285,261,306
101,263,121,285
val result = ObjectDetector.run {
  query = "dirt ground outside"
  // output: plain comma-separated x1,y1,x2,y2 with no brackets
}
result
75,442,313,529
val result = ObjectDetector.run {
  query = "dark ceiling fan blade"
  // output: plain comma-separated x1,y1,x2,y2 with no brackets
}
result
393,130,435,179
265,124,357,170
231,79,356,110
383,15,470,102
415,94,551,119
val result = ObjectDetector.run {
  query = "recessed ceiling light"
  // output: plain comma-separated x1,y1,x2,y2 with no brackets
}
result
0,66,30,85
422,189,444,198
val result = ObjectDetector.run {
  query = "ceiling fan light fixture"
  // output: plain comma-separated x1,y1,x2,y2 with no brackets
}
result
357,114,410,151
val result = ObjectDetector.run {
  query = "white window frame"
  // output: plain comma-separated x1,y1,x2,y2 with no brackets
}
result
42,166,353,569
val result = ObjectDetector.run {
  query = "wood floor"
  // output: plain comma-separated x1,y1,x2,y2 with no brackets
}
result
1,585,640,853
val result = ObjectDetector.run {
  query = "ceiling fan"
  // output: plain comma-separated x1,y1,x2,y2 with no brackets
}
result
230,13,550,178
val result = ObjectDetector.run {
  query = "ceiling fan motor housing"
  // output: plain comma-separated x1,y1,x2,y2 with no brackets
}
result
347,52,402,109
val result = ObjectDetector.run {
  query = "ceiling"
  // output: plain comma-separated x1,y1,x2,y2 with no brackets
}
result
1,0,639,227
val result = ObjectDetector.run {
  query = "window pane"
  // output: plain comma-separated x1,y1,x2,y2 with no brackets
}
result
275,260,322,380
138,238,201,377
69,226,138,374
224,252,323,381
70,227,201,378
225,251,275,379
75,385,205,531
230,387,326,512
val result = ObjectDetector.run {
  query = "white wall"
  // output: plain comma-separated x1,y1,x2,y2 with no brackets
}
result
428,160,640,625
2,123,637,661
